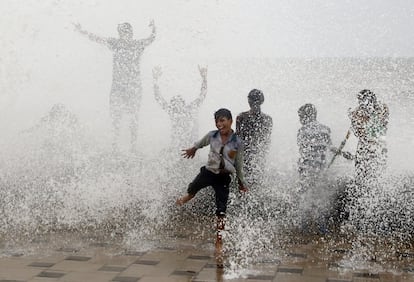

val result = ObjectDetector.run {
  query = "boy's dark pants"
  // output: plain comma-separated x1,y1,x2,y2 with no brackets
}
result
187,166,231,217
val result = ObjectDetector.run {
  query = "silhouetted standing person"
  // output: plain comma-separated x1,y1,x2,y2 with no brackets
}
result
75,21,156,152
349,89,389,187
296,103,333,234
236,89,272,185
297,103,332,189
152,66,207,150
24,104,83,183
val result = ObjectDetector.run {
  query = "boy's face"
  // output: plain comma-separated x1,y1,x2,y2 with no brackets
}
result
215,116,232,135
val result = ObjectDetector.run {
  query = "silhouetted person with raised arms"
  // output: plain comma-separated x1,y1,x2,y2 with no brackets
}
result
74,20,156,153
152,65,207,150
349,89,389,187
236,89,272,185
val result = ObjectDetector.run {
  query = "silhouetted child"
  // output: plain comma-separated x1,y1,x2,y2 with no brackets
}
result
152,66,207,150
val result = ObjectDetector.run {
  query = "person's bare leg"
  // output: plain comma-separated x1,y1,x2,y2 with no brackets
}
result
176,194,195,206
129,88,142,153
215,215,225,268
111,105,122,154
130,112,139,153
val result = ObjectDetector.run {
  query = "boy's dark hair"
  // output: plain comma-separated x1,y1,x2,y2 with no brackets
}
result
357,89,377,104
214,108,232,120
248,89,264,105
118,22,133,34
298,103,317,121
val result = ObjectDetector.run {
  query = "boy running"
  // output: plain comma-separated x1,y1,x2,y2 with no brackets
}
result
176,108,248,219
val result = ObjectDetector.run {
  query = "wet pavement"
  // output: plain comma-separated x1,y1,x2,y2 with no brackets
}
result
1,234,413,282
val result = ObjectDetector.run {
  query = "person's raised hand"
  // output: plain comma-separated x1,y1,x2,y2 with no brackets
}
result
342,151,354,160
72,22,82,32
152,66,162,80
198,65,207,78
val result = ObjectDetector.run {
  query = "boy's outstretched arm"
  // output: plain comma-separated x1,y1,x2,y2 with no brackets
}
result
181,132,210,158
73,23,109,46
141,19,156,47
190,65,208,108
152,66,169,110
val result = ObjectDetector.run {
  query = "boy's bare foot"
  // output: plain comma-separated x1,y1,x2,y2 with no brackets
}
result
176,194,194,206
176,197,185,206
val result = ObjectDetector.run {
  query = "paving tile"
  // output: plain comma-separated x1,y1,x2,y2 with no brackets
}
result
0,258,38,268
120,264,156,276
169,274,200,282
258,258,281,264
353,272,380,279
63,271,117,282
36,271,65,278
56,247,79,253
91,254,138,266
28,278,61,282
353,278,380,282
326,278,352,282
177,259,207,272
246,274,275,280
245,279,273,282
194,268,220,280
28,262,55,268
50,260,101,272
246,266,277,277
274,273,323,282
112,276,140,282
139,277,191,282
124,251,146,256
187,255,211,260
140,250,188,261
133,259,160,266
64,255,91,261
277,266,304,274
89,242,110,247
171,270,197,276
99,265,128,272
0,267,42,280
203,263,218,269
303,266,339,277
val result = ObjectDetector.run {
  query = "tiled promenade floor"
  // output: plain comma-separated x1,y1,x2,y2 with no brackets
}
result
1,238,413,282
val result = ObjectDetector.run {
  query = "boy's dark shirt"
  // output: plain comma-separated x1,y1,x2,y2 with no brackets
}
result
236,111,273,156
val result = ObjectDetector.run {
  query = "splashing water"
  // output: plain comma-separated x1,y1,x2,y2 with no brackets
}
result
0,34,413,277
